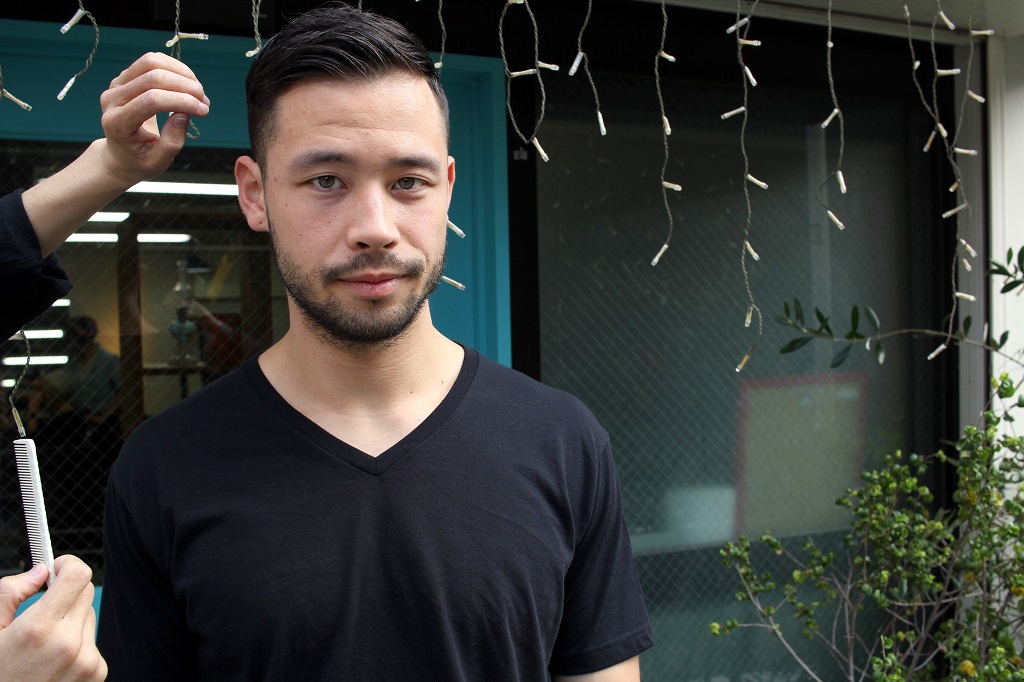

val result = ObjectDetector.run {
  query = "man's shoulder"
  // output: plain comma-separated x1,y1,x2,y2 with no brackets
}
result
469,351,605,439
474,353,582,404
116,361,254,467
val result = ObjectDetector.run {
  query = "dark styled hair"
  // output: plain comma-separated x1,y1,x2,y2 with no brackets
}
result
245,3,449,166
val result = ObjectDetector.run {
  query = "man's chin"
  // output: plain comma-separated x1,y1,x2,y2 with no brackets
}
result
296,295,427,350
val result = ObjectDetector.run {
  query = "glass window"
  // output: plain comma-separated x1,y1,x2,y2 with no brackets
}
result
1,141,280,579
535,52,950,682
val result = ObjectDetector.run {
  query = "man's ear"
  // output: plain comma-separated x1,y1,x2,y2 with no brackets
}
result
445,155,456,208
235,155,268,233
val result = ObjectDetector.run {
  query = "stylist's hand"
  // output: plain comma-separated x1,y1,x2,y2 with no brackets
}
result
98,51,211,187
0,555,107,681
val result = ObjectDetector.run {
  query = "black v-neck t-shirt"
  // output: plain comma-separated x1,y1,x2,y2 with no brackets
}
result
99,347,653,680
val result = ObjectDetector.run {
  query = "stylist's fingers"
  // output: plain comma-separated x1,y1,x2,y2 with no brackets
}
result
101,75,208,146
101,88,208,145
156,112,193,157
100,52,208,147
101,68,208,117
80,604,108,681
107,51,201,91
29,556,93,623
79,597,108,680
63,579,95,631
0,564,48,628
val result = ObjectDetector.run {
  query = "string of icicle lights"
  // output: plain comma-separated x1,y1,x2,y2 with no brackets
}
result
56,2,100,101
905,0,988,362
729,0,764,373
499,0,557,163
649,0,679,268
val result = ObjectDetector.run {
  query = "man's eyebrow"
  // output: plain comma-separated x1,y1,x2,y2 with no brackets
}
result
390,155,444,175
287,150,443,175
287,150,355,172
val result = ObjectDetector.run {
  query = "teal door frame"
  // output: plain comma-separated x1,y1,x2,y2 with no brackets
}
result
0,18,511,365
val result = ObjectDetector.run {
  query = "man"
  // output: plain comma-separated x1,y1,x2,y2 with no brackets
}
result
98,6,653,680
0,51,210,682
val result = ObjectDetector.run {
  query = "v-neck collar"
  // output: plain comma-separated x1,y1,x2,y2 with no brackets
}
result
244,346,479,476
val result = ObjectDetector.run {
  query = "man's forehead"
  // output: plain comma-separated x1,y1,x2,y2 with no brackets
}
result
278,74,439,112
273,77,443,134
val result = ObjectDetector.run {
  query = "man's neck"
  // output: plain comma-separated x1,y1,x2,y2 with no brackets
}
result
257,309,465,455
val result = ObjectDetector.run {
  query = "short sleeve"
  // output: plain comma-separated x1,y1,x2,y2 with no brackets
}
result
548,442,654,675
98,473,198,681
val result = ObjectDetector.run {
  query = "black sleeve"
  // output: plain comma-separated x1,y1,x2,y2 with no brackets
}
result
0,190,72,339
548,441,654,675
98,473,198,681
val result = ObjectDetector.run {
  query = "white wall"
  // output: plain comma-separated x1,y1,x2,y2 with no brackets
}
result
988,35,1024,385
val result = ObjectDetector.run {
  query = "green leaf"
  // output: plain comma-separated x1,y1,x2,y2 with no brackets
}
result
794,298,805,326
831,345,852,367
815,307,828,327
780,337,813,354
1001,280,1023,294
1018,247,1024,272
814,308,833,336
963,316,972,337
989,262,1012,277
866,306,880,333
998,331,1010,350
783,301,791,319
850,306,860,335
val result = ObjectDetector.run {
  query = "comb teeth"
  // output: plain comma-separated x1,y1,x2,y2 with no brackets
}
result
14,439,55,586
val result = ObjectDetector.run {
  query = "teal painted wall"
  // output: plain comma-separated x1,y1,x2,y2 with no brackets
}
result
0,18,510,364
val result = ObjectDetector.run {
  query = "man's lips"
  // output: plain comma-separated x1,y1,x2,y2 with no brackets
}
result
336,272,406,298
341,272,404,284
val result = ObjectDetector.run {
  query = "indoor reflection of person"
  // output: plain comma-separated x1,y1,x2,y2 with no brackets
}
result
97,6,652,682
31,316,121,435
0,51,210,682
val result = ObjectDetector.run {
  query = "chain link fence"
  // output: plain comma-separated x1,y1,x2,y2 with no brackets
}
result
537,69,950,680
1,140,281,582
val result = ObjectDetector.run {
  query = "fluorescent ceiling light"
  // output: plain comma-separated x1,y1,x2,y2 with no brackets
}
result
88,211,130,222
67,233,118,243
7,329,63,342
52,298,71,307
137,233,192,243
126,181,238,196
19,329,64,340
66,233,192,244
3,355,69,366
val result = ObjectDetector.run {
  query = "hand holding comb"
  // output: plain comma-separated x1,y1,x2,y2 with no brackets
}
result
14,438,55,586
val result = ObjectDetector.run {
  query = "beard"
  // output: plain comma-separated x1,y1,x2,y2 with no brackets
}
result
268,219,445,351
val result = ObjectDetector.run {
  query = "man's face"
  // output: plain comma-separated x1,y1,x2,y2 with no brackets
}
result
235,74,455,349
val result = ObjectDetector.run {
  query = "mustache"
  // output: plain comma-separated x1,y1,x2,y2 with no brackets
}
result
317,251,425,284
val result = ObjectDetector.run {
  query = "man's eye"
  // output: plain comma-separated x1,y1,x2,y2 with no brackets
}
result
314,175,339,189
394,177,423,190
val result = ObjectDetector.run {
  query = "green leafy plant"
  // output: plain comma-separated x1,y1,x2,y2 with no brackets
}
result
712,375,1024,681
774,250,1022,369
711,250,1024,681
989,247,1024,296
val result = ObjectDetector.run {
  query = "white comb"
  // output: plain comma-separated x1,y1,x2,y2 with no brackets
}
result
14,438,55,586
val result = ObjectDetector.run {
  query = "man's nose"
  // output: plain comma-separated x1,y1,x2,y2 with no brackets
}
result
347,186,399,250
